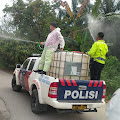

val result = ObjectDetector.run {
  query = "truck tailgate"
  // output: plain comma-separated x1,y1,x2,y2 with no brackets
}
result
57,79,104,101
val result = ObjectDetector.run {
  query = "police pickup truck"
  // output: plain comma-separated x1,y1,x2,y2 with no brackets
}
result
12,55,106,114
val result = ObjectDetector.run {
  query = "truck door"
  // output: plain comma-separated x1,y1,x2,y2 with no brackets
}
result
24,59,36,91
19,59,30,87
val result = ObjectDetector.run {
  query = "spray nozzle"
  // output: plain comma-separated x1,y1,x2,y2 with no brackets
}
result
38,43,43,50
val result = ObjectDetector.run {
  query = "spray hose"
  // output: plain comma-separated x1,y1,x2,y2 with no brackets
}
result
37,43,43,50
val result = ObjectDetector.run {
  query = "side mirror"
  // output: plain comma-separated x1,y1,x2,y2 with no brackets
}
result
16,64,21,69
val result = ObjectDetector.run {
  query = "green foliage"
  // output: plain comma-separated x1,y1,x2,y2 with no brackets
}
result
72,0,79,18
92,0,102,17
100,0,120,14
101,56,120,100
0,39,40,70
63,30,93,52
3,0,56,41
92,0,120,17
76,30,93,52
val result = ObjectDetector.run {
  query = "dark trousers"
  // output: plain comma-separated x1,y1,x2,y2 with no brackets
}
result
90,60,104,80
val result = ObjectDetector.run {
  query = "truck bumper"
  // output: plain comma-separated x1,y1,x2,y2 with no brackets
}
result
48,99,105,110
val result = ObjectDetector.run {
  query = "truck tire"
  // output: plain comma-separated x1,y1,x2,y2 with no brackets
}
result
12,76,22,92
31,89,47,114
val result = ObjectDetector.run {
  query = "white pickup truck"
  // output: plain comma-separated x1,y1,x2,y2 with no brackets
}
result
12,55,106,114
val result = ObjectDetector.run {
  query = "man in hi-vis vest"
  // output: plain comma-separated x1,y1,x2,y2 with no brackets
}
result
88,32,108,80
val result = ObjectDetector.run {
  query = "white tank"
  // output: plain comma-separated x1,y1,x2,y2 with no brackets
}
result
46,51,90,80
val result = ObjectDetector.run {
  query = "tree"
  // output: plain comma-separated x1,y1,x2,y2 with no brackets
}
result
0,16,16,36
3,0,57,42
2,0,93,52
52,0,93,52
100,0,120,14
92,0,120,17
92,0,102,17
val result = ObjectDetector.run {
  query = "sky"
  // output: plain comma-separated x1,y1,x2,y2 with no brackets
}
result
0,0,13,18
0,0,96,19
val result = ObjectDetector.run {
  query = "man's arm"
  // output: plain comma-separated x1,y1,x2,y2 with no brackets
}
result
40,42,45,45
57,32,65,51
88,42,98,57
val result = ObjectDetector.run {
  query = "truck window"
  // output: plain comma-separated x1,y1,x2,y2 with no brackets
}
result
28,59,36,71
22,59,30,70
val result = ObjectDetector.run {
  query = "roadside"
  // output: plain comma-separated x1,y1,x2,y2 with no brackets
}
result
0,59,13,74
0,98,11,120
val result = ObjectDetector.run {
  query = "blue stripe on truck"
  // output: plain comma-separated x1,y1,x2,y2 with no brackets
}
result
57,79,103,101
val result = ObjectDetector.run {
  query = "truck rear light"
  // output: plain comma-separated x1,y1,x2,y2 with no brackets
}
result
102,84,106,99
48,82,58,98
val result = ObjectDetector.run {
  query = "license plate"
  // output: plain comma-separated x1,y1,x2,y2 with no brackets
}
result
72,105,87,110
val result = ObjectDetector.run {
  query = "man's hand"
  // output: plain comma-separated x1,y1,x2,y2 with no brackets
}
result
60,48,63,51
40,42,45,45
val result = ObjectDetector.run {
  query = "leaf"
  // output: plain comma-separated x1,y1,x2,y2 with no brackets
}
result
92,0,102,17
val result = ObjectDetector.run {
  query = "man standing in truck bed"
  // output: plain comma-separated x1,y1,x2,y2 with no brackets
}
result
88,32,108,80
36,23,65,75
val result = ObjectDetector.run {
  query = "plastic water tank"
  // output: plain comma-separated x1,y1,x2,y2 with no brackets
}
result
46,51,90,80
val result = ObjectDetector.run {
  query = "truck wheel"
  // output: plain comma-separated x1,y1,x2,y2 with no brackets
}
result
31,89,47,114
12,76,22,92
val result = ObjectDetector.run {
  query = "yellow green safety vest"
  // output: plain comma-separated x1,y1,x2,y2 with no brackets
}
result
88,40,108,64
